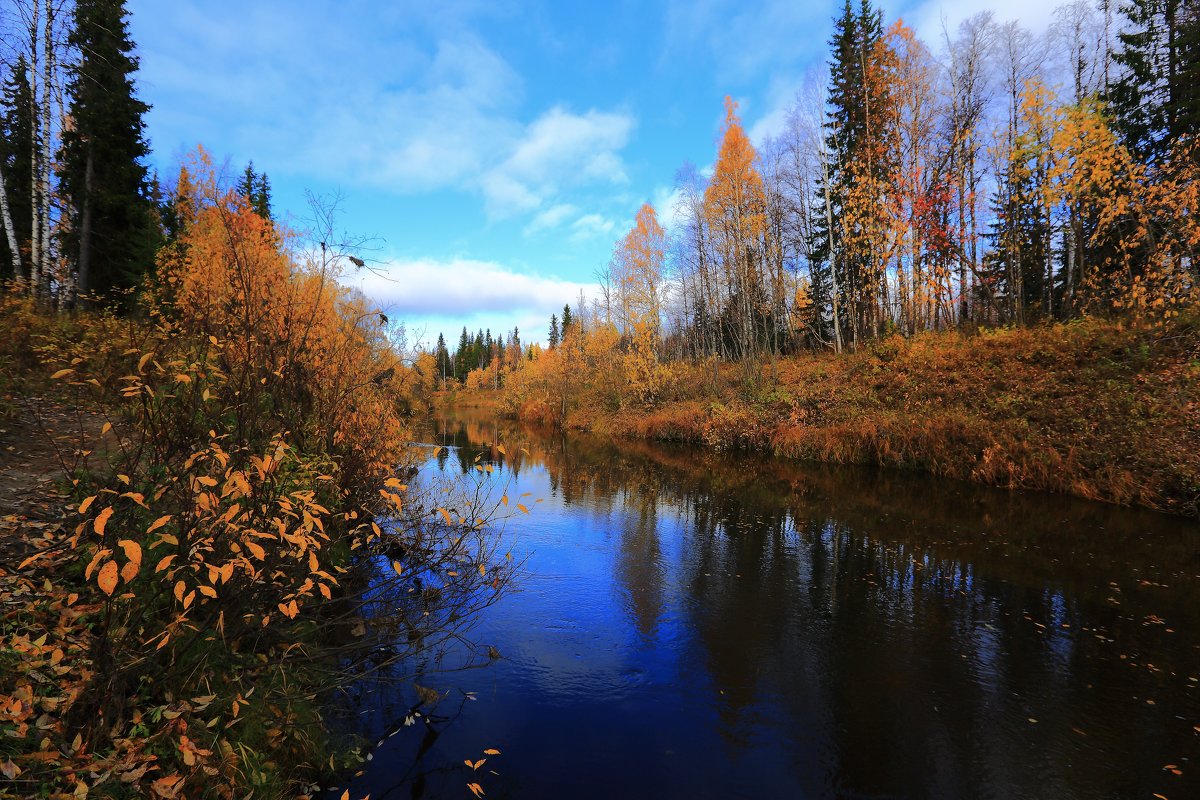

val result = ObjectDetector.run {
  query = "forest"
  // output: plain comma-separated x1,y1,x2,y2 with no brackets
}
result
443,0,1199,516
0,0,1196,798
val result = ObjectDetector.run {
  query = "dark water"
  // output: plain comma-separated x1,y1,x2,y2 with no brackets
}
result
336,409,1200,800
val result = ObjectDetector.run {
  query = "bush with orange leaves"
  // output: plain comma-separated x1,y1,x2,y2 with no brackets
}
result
1,149,515,799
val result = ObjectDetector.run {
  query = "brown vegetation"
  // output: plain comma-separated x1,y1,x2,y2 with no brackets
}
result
491,314,1199,517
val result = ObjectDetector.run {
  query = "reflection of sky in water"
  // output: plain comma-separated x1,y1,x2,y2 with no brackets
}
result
335,415,1200,800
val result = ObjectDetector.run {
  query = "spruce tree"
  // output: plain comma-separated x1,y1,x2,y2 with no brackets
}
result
59,0,157,301
237,161,273,220
456,327,470,381
548,314,559,348
0,55,34,282
1108,0,1195,164
561,303,573,334
435,332,450,384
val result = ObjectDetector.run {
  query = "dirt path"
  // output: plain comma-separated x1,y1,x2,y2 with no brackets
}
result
0,395,100,570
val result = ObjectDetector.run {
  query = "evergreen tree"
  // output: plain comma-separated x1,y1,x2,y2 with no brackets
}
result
455,326,470,381
817,0,889,345
561,303,573,335
0,55,34,282
237,161,273,220
435,332,451,385
548,313,559,348
1108,0,1196,164
59,0,158,302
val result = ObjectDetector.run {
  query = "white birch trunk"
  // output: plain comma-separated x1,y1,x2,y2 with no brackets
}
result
28,0,41,297
0,163,22,281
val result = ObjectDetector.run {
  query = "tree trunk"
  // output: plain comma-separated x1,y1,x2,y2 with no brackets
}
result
28,0,40,297
0,163,23,282
39,0,54,299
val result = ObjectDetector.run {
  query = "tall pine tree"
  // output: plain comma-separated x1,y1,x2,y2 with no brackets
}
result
59,0,158,302
1108,0,1197,164
237,161,273,220
0,55,34,282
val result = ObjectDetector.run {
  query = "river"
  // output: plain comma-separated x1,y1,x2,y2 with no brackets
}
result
333,408,1199,800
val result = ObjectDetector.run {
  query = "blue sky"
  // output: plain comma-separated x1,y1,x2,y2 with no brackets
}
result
128,0,1055,348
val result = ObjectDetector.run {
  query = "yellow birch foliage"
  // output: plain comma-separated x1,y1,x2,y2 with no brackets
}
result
1051,103,1199,322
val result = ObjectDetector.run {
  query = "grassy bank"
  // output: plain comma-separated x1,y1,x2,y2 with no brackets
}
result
496,316,1199,517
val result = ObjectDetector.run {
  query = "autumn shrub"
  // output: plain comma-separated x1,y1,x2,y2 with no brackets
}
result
2,151,515,798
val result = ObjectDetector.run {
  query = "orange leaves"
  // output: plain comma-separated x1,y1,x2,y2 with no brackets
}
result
118,540,142,584
97,561,119,596
243,539,266,561
93,507,113,536
704,97,767,256
147,515,172,535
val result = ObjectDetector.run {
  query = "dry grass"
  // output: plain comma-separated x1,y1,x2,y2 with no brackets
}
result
548,316,1200,517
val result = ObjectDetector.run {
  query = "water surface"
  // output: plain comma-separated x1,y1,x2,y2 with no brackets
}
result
337,410,1200,800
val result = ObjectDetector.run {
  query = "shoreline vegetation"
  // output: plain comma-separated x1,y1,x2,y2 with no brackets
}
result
443,314,1199,519
0,152,511,799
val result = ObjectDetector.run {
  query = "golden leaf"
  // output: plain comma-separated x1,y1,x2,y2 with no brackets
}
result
94,507,114,535
51,368,74,380
118,540,142,583
97,560,119,596
147,515,172,534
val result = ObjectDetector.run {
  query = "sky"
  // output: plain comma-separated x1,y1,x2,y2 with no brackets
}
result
127,0,1059,349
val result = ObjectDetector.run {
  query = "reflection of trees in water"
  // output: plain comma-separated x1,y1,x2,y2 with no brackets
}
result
428,410,1200,798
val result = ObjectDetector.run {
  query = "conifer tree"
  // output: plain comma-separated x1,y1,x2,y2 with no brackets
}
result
1108,0,1195,164
0,55,34,282
237,162,273,220
59,0,158,302
549,313,560,348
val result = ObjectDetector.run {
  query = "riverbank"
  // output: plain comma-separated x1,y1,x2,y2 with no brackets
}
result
0,164,492,798
497,316,1199,517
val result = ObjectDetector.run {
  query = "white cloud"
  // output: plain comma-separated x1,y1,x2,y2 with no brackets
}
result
524,203,578,236
569,214,617,242
481,107,636,218
341,257,599,346
343,257,596,317
134,1,637,228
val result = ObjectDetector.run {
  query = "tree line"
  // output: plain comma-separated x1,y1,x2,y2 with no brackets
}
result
0,0,272,306
582,0,1198,365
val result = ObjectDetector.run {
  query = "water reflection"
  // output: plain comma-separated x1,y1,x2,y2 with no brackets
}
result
342,410,1199,800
